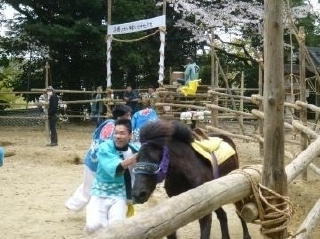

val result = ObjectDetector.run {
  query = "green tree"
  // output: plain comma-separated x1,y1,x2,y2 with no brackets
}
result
1,0,169,94
2,0,106,97
0,59,24,110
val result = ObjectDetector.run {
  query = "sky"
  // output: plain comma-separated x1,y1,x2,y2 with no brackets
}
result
1,1,320,19
1,4,18,36
2,4,16,19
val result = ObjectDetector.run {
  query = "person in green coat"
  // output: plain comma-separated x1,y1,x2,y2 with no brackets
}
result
177,56,200,85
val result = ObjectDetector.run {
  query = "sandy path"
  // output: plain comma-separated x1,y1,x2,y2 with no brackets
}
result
0,124,319,238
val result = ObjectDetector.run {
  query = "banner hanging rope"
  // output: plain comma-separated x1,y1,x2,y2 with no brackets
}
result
106,15,166,88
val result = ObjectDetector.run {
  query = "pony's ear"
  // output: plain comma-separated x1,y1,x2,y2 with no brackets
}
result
192,131,202,141
193,128,209,140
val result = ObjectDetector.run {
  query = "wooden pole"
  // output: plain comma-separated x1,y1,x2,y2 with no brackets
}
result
157,0,166,86
286,136,320,183
292,120,318,139
299,26,308,181
45,62,49,88
262,1,287,238
213,50,245,134
214,52,244,134
211,28,218,127
309,163,320,175
162,0,166,22
258,64,264,156
240,71,244,129
210,29,215,88
285,6,320,85
106,0,112,88
295,199,320,239
44,62,50,143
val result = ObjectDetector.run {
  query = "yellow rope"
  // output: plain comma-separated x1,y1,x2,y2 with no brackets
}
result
112,27,166,43
231,166,295,237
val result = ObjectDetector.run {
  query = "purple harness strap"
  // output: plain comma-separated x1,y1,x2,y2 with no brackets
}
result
211,152,220,179
156,146,170,183
137,142,170,183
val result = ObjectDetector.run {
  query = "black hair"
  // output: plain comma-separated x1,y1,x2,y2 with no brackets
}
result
112,105,132,120
186,56,193,63
114,118,132,133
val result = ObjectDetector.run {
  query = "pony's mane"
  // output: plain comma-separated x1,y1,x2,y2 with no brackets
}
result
139,120,172,145
171,120,194,144
139,120,194,145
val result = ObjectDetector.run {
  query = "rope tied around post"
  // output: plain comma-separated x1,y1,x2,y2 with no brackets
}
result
112,29,162,43
230,166,295,237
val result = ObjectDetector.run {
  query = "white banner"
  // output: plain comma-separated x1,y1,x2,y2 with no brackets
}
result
107,15,166,35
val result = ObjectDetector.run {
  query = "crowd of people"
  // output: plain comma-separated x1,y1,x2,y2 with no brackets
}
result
39,84,158,147
89,84,157,127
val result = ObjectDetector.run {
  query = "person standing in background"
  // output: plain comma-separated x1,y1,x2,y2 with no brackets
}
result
147,85,157,108
131,92,158,143
90,86,105,127
177,56,200,86
123,85,139,114
38,90,48,112
0,147,4,167
46,86,59,147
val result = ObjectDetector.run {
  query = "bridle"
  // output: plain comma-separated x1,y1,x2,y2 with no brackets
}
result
132,143,170,183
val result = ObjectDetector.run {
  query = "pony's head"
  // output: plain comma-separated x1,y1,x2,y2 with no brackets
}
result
132,120,194,203
132,120,172,203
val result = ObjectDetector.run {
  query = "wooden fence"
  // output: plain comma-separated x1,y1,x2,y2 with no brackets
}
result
76,85,320,238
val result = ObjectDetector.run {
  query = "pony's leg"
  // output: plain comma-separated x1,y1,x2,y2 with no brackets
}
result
198,214,212,239
166,231,177,239
237,214,251,239
234,201,251,239
190,120,197,130
215,207,230,239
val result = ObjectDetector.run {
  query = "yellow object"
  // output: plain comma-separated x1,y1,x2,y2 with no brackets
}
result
127,203,135,217
179,79,201,96
191,137,236,166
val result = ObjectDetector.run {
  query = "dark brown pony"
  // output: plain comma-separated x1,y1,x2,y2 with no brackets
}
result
132,120,251,239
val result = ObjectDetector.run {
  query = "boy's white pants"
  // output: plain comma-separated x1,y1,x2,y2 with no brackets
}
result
65,165,95,211
65,165,135,212
84,196,128,235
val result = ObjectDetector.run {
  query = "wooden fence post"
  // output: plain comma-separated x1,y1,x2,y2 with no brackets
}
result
258,63,264,156
262,0,287,238
44,62,50,142
299,26,308,181
211,28,218,127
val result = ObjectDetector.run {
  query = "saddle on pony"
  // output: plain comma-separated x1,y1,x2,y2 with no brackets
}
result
191,128,236,167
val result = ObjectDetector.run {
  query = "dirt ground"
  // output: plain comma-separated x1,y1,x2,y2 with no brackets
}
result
0,123,319,239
